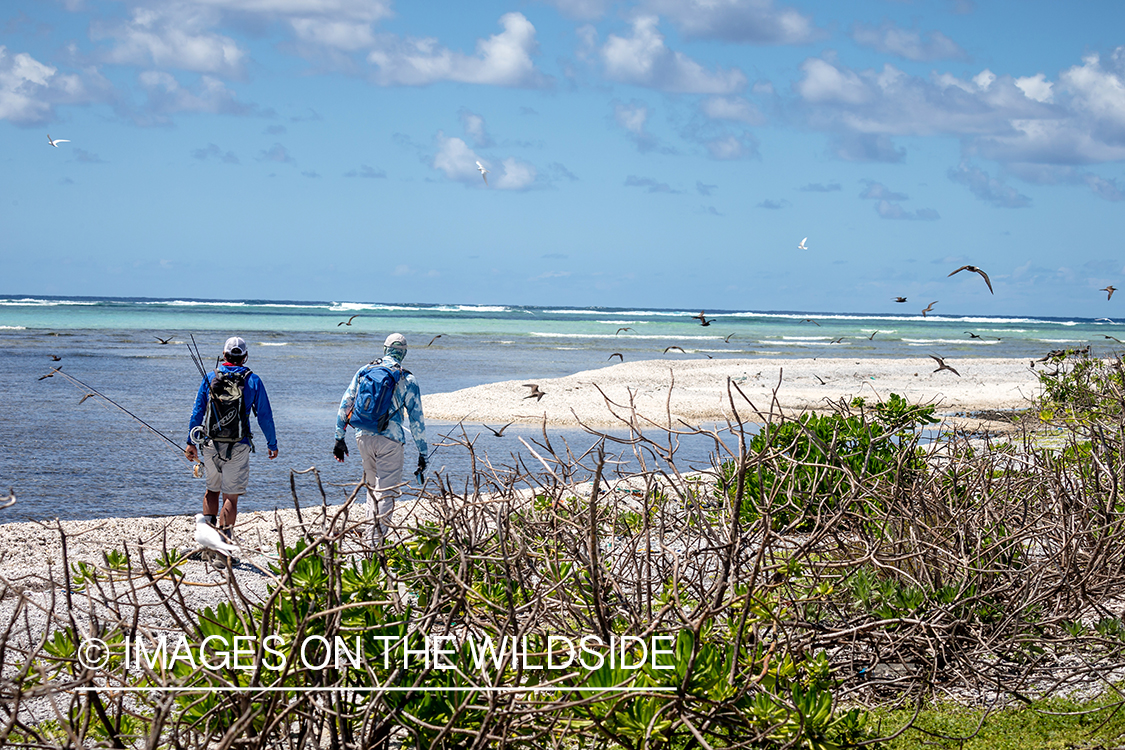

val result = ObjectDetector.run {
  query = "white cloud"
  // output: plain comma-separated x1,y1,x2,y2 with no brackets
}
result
700,95,763,124
95,7,245,75
644,0,817,45
948,162,1031,208
1060,52,1125,142
1015,73,1053,103
614,100,649,135
611,99,674,153
0,46,103,125
139,70,253,116
601,16,746,94
290,18,376,51
703,132,758,159
851,22,967,62
368,13,549,88
494,157,537,189
432,133,537,190
796,58,870,105
459,108,493,147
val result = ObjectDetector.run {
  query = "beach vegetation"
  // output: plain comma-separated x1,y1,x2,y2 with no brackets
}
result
13,381,1125,748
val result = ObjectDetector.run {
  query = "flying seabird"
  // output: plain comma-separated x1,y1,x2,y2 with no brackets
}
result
930,355,960,377
79,393,94,405
155,336,173,345
476,161,489,186
948,265,994,294
0,489,14,510
38,367,61,381
868,331,879,341
1101,286,1117,301
615,327,633,335
1106,335,1125,344
797,237,808,251
47,134,70,148
691,311,711,327
427,335,442,346
965,331,982,339
801,319,820,326
523,384,546,401
194,514,240,557
50,355,61,361
723,333,735,343
337,315,359,327
894,297,907,303
608,352,623,362
664,345,686,354
921,301,938,317
485,423,514,437
830,337,845,344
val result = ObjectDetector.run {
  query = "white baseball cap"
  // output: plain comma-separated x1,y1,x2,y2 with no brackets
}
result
224,336,247,358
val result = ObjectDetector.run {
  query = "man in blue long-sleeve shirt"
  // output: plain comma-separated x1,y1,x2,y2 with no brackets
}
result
185,336,278,541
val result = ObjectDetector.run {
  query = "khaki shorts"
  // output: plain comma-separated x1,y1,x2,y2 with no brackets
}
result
200,442,252,495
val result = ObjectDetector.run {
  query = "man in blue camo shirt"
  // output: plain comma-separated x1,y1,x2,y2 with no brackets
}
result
333,333,428,547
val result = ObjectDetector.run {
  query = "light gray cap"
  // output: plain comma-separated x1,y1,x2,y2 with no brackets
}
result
224,336,247,357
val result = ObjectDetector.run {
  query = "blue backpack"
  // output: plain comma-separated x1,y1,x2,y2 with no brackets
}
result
350,364,404,433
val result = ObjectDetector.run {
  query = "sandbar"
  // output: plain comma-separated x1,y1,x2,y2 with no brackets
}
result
423,357,1041,427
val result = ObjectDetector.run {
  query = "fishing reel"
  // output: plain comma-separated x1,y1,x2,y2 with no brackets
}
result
189,426,211,448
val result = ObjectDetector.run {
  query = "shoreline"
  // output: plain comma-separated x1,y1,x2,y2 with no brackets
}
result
422,356,1041,427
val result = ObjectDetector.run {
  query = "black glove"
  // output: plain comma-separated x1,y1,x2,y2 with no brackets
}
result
416,454,427,474
333,438,349,462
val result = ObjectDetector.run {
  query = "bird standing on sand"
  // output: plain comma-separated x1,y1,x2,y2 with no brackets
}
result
608,352,623,362
337,315,359,327
47,134,70,148
797,237,808,250
921,301,938,317
1101,286,1117,300
948,265,994,294
485,423,514,437
195,514,240,557
894,297,907,303
476,161,489,185
523,384,546,401
930,355,960,377
664,345,686,354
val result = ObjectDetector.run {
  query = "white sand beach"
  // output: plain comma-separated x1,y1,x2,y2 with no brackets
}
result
423,357,1041,427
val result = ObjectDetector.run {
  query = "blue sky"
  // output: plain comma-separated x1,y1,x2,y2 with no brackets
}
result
2,0,1124,317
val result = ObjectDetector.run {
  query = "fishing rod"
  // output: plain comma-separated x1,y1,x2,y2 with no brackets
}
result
45,367,186,459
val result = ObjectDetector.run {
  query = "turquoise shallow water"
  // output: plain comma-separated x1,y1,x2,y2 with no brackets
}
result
1,296,1119,521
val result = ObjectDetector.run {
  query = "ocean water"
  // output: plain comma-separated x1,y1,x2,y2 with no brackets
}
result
1,296,1119,521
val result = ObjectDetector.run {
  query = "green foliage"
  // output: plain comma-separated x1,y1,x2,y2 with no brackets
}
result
102,548,129,571
1036,350,1125,423
720,395,934,528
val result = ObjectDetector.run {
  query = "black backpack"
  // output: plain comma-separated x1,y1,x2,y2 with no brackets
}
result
204,369,250,444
